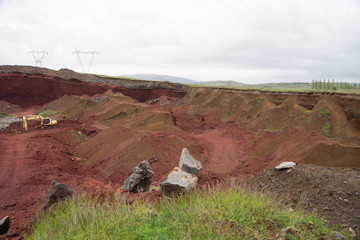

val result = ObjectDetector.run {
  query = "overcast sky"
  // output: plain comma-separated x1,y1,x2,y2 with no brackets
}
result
0,0,359,83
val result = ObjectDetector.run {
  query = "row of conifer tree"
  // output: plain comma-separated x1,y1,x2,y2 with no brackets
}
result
311,79,359,90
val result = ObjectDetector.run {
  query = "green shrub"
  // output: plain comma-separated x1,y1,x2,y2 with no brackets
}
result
323,122,332,137
318,110,331,119
0,112,17,118
38,110,58,117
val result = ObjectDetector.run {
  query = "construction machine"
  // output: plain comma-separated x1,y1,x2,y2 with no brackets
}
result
22,115,57,132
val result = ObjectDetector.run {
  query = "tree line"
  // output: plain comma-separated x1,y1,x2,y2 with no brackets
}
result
311,79,359,90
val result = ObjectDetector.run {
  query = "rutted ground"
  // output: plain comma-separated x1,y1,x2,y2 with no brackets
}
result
0,66,360,238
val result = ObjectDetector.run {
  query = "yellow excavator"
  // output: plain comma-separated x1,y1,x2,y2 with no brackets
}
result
22,115,57,133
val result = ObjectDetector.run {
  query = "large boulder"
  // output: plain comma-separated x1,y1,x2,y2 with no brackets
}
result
0,216,10,235
179,148,202,177
121,160,154,193
40,180,74,214
160,167,198,197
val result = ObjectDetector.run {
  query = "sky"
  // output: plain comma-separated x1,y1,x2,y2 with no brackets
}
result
0,0,359,83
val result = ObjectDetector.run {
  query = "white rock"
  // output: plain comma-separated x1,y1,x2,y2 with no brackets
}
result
275,162,296,170
179,148,202,177
160,167,198,197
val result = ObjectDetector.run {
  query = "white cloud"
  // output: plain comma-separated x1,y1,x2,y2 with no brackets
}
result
0,0,359,83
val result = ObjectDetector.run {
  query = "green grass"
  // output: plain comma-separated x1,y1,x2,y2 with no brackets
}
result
38,110,58,117
185,84,360,96
323,121,332,137
0,112,17,118
91,74,141,81
318,110,331,119
27,186,337,240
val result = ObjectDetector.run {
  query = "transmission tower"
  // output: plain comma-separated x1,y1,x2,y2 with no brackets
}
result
29,50,48,66
72,49,99,73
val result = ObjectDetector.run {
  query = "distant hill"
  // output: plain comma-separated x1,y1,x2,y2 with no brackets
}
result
121,74,197,84
120,73,311,89
196,81,311,89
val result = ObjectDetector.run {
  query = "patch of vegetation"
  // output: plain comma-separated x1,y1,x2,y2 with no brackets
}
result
92,74,142,82
306,117,311,123
312,79,360,91
185,84,360,96
0,112,8,118
257,98,264,104
318,110,331,120
66,129,87,146
247,105,254,111
323,121,332,137
306,110,313,115
272,106,281,110
27,186,335,240
70,129,86,137
38,110,58,117
0,112,17,118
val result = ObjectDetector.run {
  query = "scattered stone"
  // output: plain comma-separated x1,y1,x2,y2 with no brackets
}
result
160,167,198,197
280,226,297,238
179,148,202,177
307,221,315,230
148,157,158,164
121,160,154,193
0,116,21,130
0,216,10,235
39,180,74,214
147,99,158,104
275,161,296,170
348,227,356,238
332,232,346,240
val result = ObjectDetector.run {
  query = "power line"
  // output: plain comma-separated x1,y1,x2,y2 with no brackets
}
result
142,0,246,45
121,0,184,41
28,50,48,66
105,0,245,54
102,0,184,52
82,0,124,49
72,49,99,73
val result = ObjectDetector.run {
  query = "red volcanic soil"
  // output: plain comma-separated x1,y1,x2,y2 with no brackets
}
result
0,121,106,237
1,66,360,238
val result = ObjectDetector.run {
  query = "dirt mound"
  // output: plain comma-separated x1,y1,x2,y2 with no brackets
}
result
0,101,23,113
301,142,360,167
248,164,360,239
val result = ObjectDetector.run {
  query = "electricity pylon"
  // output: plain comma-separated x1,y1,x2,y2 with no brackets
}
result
72,49,99,73
29,50,48,66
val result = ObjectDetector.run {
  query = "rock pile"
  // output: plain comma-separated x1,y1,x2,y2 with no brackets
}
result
0,116,21,130
161,148,202,197
121,160,154,193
